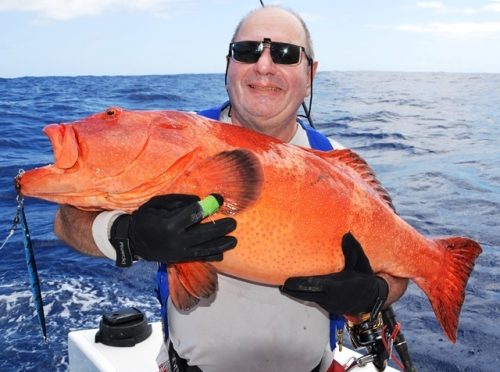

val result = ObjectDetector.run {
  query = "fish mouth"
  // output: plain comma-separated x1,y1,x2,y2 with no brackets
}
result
43,123,79,170
18,123,81,197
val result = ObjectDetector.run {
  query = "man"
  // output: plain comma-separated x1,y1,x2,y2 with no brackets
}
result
55,6,408,372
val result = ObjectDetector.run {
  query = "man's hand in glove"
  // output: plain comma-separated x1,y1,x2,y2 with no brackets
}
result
110,194,237,266
280,232,388,315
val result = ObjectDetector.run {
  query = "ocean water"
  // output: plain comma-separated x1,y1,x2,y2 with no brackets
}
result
0,71,498,371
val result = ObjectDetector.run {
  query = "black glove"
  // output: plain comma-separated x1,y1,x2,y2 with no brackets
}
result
280,232,388,315
110,194,237,266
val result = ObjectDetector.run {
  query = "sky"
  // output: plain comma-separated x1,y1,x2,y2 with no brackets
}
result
1,0,500,78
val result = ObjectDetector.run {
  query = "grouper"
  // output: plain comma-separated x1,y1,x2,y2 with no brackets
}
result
18,107,482,342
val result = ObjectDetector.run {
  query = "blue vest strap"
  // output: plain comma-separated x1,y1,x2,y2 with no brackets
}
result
297,119,334,151
156,263,169,339
196,101,230,120
197,102,335,153
330,314,344,351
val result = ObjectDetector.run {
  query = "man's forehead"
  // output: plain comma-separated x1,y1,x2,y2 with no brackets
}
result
235,8,306,44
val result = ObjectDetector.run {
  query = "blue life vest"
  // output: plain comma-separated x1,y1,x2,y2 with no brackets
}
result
156,102,343,350
197,101,334,152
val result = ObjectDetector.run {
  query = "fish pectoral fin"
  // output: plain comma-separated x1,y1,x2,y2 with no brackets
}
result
190,149,264,214
167,262,218,311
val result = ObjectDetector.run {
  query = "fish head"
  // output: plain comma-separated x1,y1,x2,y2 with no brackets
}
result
18,107,202,210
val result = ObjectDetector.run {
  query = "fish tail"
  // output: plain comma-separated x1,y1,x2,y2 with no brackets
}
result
167,262,218,311
416,237,481,342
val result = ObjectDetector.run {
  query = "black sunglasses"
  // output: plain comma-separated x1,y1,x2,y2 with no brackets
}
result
228,38,312,66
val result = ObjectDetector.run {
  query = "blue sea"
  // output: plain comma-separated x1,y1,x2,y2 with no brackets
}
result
0,72,498,371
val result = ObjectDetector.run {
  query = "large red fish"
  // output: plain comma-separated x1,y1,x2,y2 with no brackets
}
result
19,107,481,342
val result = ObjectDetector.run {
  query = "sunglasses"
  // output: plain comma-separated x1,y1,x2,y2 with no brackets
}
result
228,38,312,66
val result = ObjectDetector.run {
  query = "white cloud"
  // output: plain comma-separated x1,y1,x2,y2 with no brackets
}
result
383,1,500,39
484,2,500,11
0,0,179,20
416,0,500,14
416,2,446,10
393,22,500,38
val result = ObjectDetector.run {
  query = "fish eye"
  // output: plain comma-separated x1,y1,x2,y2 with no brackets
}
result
104,107,121,120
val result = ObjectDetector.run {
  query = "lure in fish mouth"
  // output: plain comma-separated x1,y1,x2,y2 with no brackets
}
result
13,171,47,341
18,107,482,343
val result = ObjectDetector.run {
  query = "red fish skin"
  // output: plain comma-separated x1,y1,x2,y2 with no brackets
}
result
18,107,482,342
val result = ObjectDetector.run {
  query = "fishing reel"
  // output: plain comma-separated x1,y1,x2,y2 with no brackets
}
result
346,304,388,371
344,304,417,372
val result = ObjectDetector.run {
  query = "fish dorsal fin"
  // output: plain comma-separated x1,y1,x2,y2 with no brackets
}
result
311,148,396,212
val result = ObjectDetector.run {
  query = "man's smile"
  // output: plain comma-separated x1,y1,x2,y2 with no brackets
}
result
248,83,283,93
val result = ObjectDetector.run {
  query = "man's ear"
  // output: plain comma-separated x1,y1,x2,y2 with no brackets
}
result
311,60,319,79
306,60,319,94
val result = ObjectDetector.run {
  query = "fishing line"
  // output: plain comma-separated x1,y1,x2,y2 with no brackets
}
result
0,207,19,250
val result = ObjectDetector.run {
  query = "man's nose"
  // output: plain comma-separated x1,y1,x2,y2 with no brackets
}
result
254,47,276,74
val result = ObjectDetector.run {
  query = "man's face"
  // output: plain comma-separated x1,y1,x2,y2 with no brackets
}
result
226,9,317,135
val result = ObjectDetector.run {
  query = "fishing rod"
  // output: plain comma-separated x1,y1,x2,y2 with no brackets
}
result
382,306,417,372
